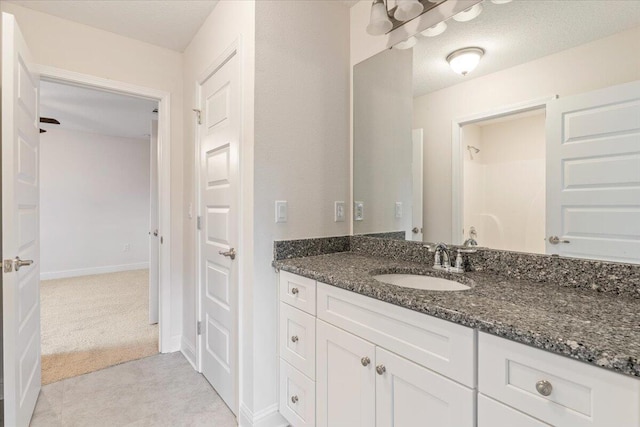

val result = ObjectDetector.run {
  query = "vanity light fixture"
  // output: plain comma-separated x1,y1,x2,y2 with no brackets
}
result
366,0,393,36
421,21,447,37
394,0,424,21
393,36,418,50
367,0,446,36
447,47,484,76
452,3,483,22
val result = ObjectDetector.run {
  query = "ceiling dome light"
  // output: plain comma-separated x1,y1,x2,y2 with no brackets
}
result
367,0,393,36
421,21,447,37
491,0,512,4
394,36,417,50
447,47,484,76
394,0,424,22
452,3,483,22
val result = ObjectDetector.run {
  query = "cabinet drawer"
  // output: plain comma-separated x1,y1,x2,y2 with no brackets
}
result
280,302,316,379
478,394,550,427
479,332,640,427
280,271,316,315
317,282,475,387
279,359,316,427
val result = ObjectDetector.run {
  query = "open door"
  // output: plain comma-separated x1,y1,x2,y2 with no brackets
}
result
149,119,159,325
2,12,41,427
546,80,640,263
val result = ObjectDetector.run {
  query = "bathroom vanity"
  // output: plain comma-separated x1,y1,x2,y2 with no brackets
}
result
273,238,640,427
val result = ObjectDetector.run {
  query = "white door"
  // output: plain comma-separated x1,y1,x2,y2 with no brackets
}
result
316,320,375,427
375,347,474,427
149,119,159,324
546,81,640,263
198,50,240,414
2,12,41,427
411,129,424,241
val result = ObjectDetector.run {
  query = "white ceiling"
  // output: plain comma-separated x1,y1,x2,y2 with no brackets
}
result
5,0,219,52
40,80,158,139
412,0,640,96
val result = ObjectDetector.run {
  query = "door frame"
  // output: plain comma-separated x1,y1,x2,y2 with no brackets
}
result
194,39,242,413
450,96,556,245
36,64,174,352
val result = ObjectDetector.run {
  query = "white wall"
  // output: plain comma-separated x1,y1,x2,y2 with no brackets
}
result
40,129,150,279
413,26,640,243
463,114,546,253
1,2,184,348
253,0,350,421
353,48,413,235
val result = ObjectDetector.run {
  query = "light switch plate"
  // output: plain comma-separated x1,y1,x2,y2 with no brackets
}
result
275,200,288,223
354,201,364,221
335,201,345,222
395,202,403,218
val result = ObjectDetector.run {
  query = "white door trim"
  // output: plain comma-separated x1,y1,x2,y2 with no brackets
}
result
194,38,242,413
450,96,556,245
35,65,175,353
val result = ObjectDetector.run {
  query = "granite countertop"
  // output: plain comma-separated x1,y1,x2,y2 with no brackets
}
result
274,252,640,378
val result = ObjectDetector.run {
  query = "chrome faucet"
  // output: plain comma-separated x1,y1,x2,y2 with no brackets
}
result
425,242,469,274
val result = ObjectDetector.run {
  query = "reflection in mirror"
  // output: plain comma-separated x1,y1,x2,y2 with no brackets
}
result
353,0,640,263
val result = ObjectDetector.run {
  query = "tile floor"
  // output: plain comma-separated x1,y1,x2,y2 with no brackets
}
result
30,352,237,426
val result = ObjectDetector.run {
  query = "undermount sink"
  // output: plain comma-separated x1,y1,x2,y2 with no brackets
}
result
373,274,471,291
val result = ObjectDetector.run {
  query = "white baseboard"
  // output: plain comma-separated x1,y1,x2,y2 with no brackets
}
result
40,262,149,280
239,403,287,427
181,336,197,370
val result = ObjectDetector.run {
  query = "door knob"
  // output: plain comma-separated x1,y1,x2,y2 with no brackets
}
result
14,256,33,271
218,248,236,260
548,236,570,245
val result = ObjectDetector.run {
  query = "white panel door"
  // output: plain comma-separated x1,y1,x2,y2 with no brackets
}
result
316,320,375,427
375,347,474,427
546,81,640,262
148,119,159,325
412,129,424,241
2,12,41,427
198,51,240,414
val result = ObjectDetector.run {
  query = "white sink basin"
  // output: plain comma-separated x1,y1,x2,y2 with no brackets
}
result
373,274,470,291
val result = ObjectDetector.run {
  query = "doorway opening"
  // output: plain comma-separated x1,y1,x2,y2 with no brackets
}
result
38,79,160,384
461,108,546,253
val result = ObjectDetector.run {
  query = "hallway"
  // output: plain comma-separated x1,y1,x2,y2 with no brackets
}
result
30,353,237,426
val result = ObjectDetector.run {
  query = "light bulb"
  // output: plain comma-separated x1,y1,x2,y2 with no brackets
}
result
367,0,393,36
394,0,424,21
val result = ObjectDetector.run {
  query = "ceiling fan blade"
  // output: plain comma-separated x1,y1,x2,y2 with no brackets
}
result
40,129,47,133
40,117,60,125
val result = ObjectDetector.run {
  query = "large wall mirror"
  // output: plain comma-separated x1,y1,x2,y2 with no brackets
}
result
353,0,640,264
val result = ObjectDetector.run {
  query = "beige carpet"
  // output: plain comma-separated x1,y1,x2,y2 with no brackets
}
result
40,269,158,385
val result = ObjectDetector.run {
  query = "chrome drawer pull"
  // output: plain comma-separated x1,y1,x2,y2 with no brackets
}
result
291,395,299,404
361,356,371,367
291,335,299,343
291,287,299,295
536,380,553,396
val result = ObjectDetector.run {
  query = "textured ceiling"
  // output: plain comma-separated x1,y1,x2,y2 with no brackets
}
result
40,80,158,139
412,0,640,96
4,0,219,51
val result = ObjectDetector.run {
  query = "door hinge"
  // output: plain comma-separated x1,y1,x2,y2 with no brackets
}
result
197,321,202,336
3,259,13,273
197,216,202,230
192,108,202,125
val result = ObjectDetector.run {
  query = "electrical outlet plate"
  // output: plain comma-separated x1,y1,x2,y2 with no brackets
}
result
395,202,403,218
335,201,345,222
354,201,364,221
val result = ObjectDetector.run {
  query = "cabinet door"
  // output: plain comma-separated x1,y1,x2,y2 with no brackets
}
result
376,347,475,427
316,320,375,427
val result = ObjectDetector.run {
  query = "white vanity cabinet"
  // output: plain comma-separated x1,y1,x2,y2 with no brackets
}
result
278,271,640,427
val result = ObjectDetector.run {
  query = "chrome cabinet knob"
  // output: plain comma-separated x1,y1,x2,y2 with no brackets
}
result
361,356,370,367
536,380,553,396
412,227,419,234
376,364,386,375
291,287,299,295
291,335,299,343
291,395,298,404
